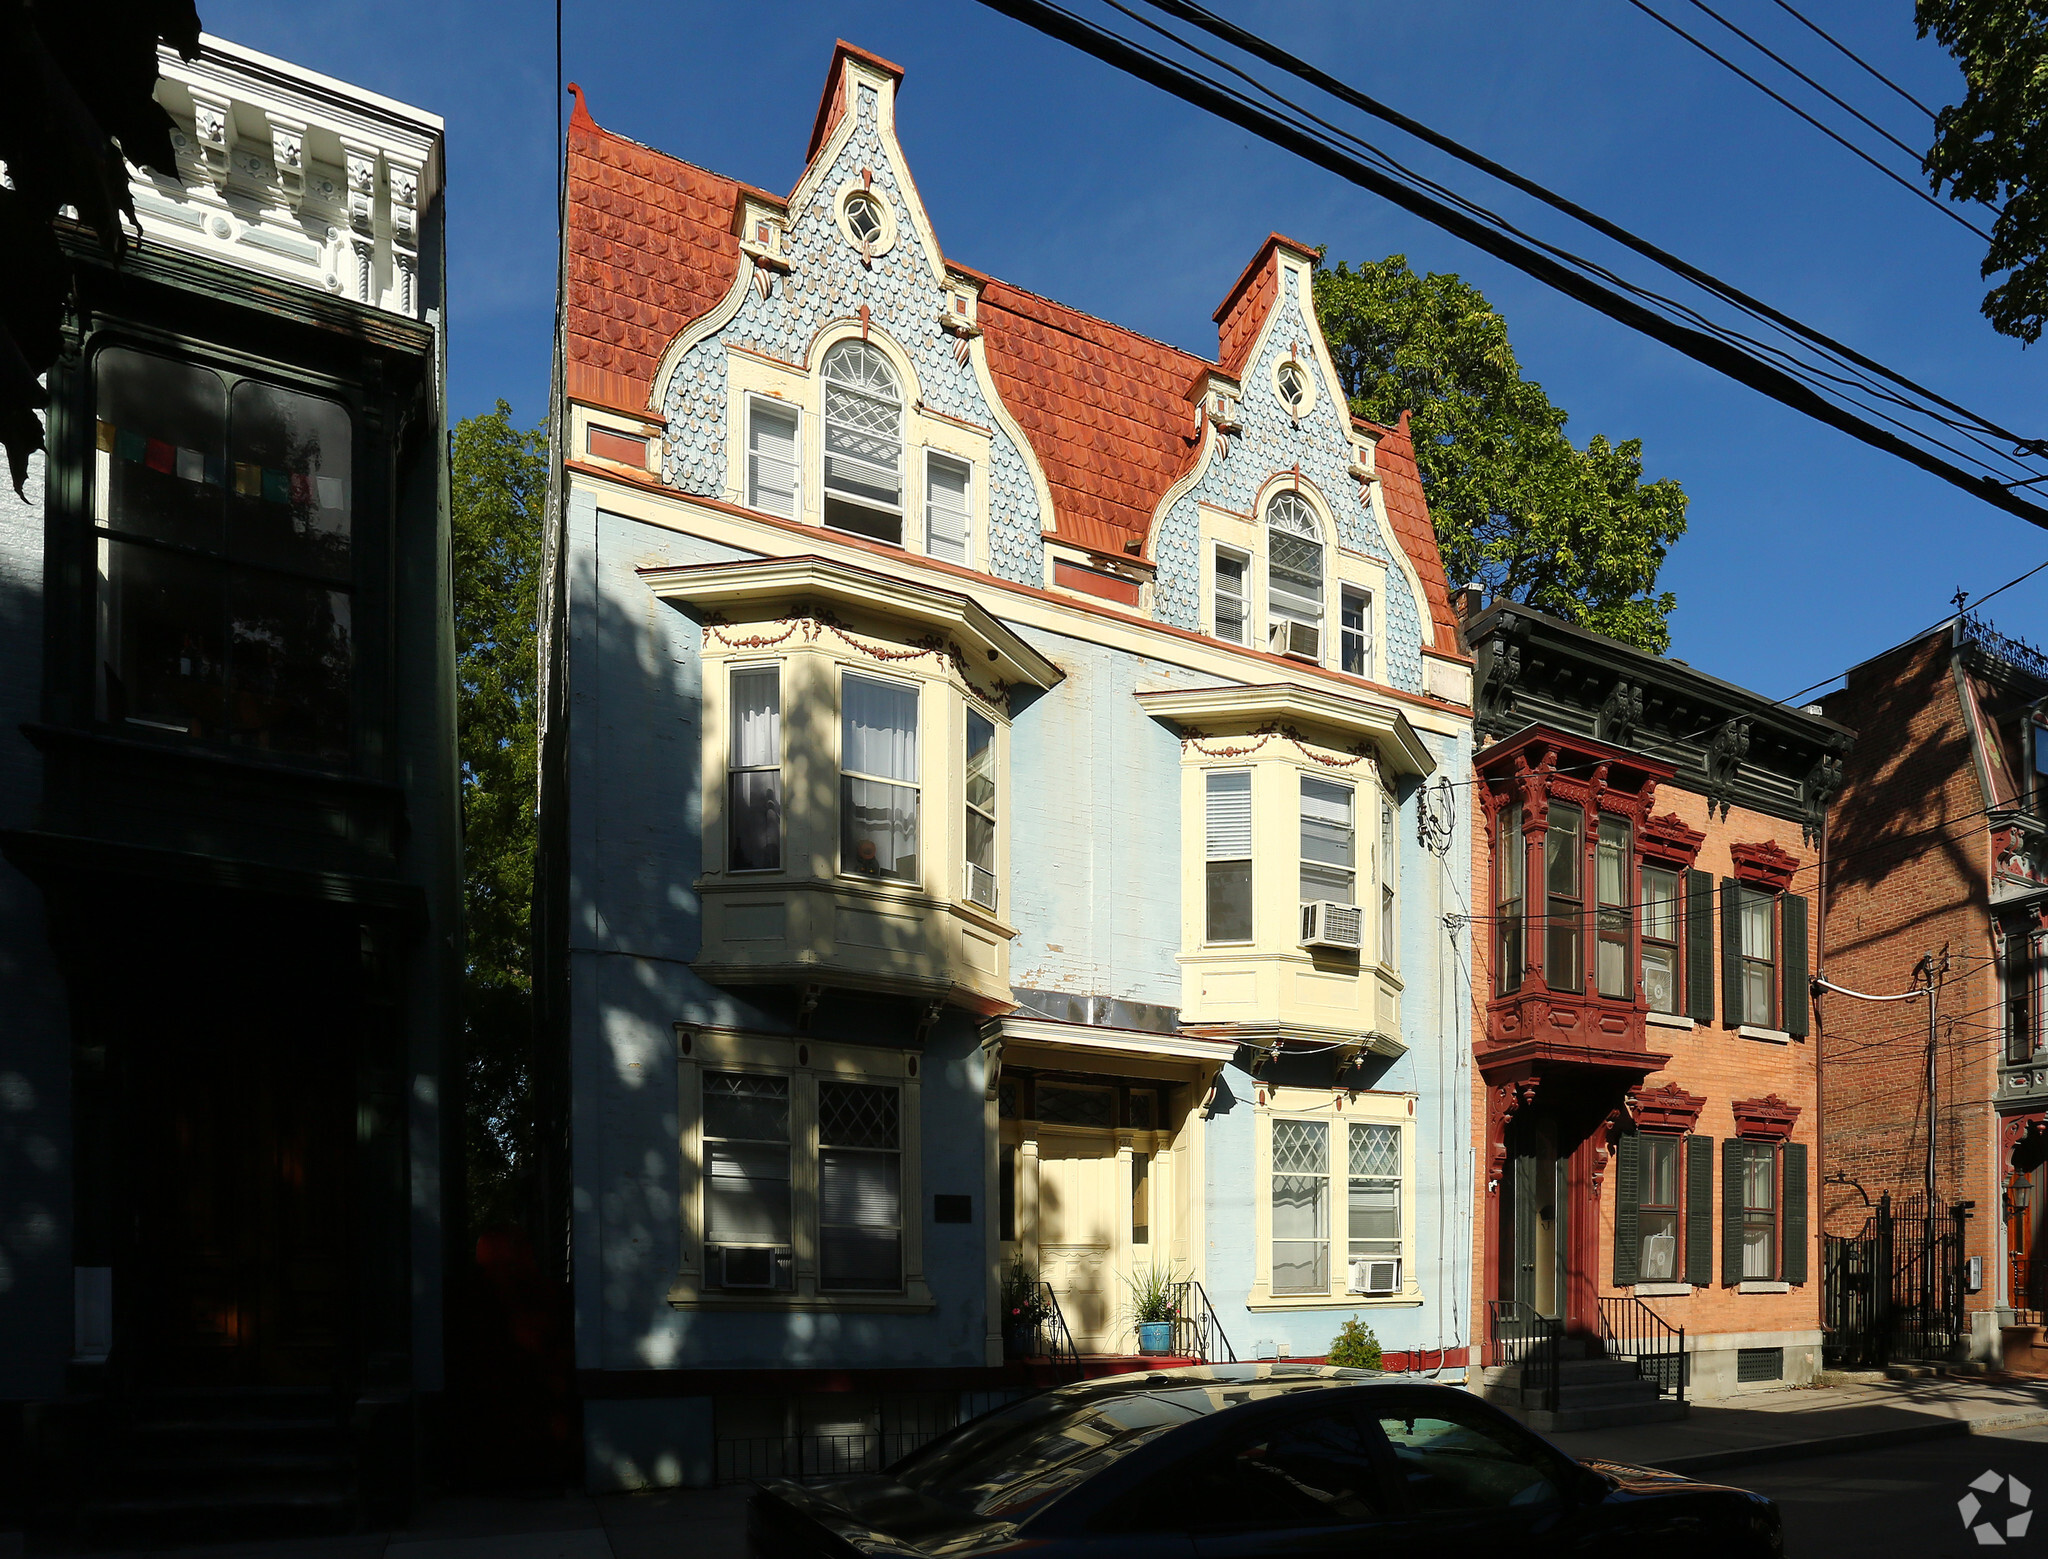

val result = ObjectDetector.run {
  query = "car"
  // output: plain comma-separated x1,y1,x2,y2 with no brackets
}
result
746,1363,1782,1558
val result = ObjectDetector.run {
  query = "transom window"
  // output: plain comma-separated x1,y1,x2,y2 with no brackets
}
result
821,341,904,544
1266,492,1324,660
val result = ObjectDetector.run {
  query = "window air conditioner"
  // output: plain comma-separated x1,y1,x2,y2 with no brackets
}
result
709,1245,786,1291
1349,1258,1401,1296
1269,620,1321,661
1301,900,1364,952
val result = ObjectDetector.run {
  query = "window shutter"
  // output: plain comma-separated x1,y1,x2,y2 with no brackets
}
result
1721,878,1744,1025
1722,1137,1745,1285
1686,1136,1715,1287
1614,1130,1641,1287
1206,773,1253,859
1783,1141,1809,1285
1686,869,1715,1023
1782,894,1811,1037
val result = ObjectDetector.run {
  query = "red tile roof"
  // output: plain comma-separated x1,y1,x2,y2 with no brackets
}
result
559,80,1466,661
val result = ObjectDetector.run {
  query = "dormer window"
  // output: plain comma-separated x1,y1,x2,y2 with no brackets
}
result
1277,361,1308,415
844,193,884,248
1266,491,1324,661
821,341,903,544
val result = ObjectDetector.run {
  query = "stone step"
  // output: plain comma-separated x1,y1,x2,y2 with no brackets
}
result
1555,1380,1667,1411
1522,1399,1691,1434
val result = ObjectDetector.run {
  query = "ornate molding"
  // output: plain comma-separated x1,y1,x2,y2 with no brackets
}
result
1487,1078,1541,1191
1706,718,1751,820
1729,838,1801,892
1630,1080,1707,1133
1639,812,1706,870
1598,678,1644,747
1731,1093,1800,1142
2002,1110,2048,1166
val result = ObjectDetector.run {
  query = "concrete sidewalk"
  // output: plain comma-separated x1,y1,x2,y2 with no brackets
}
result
1536,1373,2048,1475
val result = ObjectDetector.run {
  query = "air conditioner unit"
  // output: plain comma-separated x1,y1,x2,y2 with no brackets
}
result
1269,620,1321,661
1301,900,1364,952
1349,1257,1401,1296
709,1245,787,1291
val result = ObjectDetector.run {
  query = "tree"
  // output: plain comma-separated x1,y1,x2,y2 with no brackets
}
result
1314,255,1688,653
1,1,201,493
1918,1,2048,345
452,401,546,1235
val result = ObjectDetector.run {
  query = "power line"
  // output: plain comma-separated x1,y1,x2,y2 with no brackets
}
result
1770,0,1939,122
1623,0,1992,243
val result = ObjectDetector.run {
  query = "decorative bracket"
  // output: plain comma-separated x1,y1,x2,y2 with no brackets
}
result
268,113,308,212
1598,679,1644,747
914,999,946,1047
189,88,233,188
1706,718,1752,820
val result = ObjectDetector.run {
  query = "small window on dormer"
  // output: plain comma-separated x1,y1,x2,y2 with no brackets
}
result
1277,361,1308,414
747,400,799,519
845,193,884,247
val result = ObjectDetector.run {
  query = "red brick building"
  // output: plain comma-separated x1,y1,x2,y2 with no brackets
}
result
1820,613,2048,1368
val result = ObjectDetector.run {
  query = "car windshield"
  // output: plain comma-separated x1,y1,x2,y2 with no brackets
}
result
892,1388,1209,1522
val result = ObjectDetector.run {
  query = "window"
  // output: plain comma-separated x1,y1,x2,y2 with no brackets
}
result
999,1143,1017,1241
1300,777,1355,906
820,341,903,543
1544,802,1584,993
1347,1123,1400,1280
1742,1141,1777,1280
1497,804,1525,995
1641,866,1681,1014
728,666,782,871
841,673,919,881
1272,1118,1329,1295
2008,927,2036,1065
1739,889,1776,1026
1276,360,1311,417
1340,586,1372,678
93,346,353,761
1380,798,1397,967
703,1072,794,1291
1213,546,1249,645
1266,492,1324,659
1132,1152,1150,1245
844,191,884,247
1206,770,1253,942
924,452,970,564
964,709,997,910
817,1080,903,1291
746,398,799,518
1639,1135,1680,1282
1595,817,1631,999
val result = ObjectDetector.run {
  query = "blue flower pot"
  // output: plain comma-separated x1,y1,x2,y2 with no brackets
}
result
1138,1320,1173,1355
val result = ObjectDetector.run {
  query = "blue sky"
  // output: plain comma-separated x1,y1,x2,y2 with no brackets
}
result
200,0,2047,700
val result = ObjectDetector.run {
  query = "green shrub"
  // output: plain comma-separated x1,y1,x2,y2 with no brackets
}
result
1327,1318,1383,1370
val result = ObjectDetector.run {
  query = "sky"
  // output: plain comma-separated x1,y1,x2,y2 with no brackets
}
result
198,0,2048,703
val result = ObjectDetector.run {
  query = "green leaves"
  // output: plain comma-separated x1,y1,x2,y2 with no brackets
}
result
1918,0,2048,344
1314,256,1687,652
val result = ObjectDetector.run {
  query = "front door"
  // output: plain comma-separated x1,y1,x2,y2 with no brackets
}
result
1505,1117,1567,1319
1038,1132,1119,1350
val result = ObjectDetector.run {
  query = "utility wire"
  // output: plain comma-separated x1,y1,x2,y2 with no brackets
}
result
1770,0,1939,122
1624,0,1993,243
975,0,2048,529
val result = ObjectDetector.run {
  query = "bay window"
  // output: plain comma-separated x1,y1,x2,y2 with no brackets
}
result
728,665,782,871
1206,770,1253,942
1545,802,1584,992
1380,798,1397,967
964,709,997,910
1272,1117,1330,1295
840,672,919,881
1496,804,1525,994
1595,817,1631,999
1300,777,1355,906
1641,865,1682,1014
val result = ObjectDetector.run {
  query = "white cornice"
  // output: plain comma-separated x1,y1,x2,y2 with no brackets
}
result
981,1015,1240,1064
1136,681,1437,777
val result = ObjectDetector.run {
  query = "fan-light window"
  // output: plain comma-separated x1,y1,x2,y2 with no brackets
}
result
1266,491,1323,661
821,341,904,544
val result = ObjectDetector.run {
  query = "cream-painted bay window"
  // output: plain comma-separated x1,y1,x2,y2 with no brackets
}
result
840,672,920,882
727,665,782,871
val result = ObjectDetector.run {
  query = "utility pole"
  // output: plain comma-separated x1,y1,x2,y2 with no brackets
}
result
1922,950,1937,1205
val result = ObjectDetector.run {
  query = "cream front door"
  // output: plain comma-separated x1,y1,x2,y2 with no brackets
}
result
1037,1133,1120,1351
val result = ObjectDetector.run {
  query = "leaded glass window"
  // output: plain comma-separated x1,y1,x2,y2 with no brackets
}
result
1272,1118,1329,1295
821,340,903,543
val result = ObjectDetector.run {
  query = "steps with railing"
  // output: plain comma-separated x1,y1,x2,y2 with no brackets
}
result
1166,1280,1237,1364
1480,1298,1687,1431
1598,1295,1687,1406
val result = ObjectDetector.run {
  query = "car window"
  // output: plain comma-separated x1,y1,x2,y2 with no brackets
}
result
1374,1404,1564,1514
1101,1402,1388,1532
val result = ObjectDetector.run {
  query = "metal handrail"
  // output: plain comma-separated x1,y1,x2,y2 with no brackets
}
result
1035,1281,1081,1378
1486,1298,1560,1414
1598,1295,1686,1404
1166,1280,1238,1364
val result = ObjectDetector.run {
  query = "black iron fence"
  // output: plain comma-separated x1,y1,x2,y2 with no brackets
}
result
1166,1279,1238,1363
1824,1192,1970,1368
1486,1298,1560,1414
1598,1295,1686,1403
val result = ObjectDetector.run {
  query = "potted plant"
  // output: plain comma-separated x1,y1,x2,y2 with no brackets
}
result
1124,1264,1182,1355
1001,1256,1052,1357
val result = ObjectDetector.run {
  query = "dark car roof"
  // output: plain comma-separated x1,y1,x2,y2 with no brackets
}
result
1023,1361,1402,1409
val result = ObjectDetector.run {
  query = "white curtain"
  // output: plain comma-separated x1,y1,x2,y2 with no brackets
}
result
842,674,918,781
731,668,780,767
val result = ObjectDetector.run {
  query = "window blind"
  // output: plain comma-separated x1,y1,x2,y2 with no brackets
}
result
925,455,969,563
1207,771,1253,858
747,401,799,518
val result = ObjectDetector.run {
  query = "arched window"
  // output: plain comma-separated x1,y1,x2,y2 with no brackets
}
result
821,341,904,545
1266,490,1325,659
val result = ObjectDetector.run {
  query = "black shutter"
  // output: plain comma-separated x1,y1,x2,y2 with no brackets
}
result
1686,1136,1715,1287
1686,869,1715,1023
1722,878,1745,1026
1783,894,1811,1037
1614,1131,1642,1287
1783,1141,1809,1285
1723,1137,1745,1285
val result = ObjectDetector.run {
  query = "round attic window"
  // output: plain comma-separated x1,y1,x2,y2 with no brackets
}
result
1274,356,1315,419
846,193,883,244
834,182,898,258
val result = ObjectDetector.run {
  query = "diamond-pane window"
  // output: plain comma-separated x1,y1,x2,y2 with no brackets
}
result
821,341,904,543
819,1080,899,1150
1349,1123,1398,1179
1273,1118,1328,1176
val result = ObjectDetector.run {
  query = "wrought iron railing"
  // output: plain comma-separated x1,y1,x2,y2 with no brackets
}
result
1962,613,2048,684
1035,1280,1081,1378
1166,1280,1238,1364
1598,1295,1686,1404
1486,1298,1560,1414
716,1430,943,1486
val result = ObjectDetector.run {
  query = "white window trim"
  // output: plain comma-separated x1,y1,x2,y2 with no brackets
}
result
837,666,924,889
923,448,973,566
1248,1088,1419,1310
743,392,802,519
1339,584,1374,681
725,659,784,875
671,1027,932,1312
1204,767,1256,946
1212,541,1252,646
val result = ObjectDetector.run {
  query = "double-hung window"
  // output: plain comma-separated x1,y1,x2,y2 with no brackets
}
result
1347,1123,1401,1288
703,1072,794,1291
1213,547,1249,645
1742,1142,1778,1280
1595,818,1631,999
1206,771,1253,942
1380,799,1397,967
1739,890,1776,1026
840,673,919,881
1641,865,1682,1014
2009,927,2037,1065
924,453,970,564
964,709,998,910
1497,805,1525,995
1341,586,1373,678
1266,492,1324,659
817,1080,903,1291
1639,1135,1680,1282
1299,777,1355,906
1271,1118,1329,1295
820,341,904,544
746,397,800,518
728,666,782,871
1545,802,1584,992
